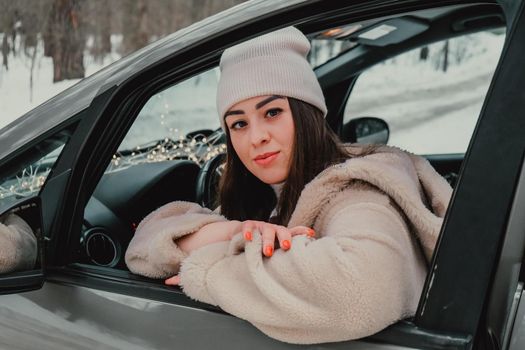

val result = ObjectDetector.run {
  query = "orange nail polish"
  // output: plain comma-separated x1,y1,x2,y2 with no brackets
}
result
264,246,273,257
244,231,252,241
281,240,291,250
308,229,315,237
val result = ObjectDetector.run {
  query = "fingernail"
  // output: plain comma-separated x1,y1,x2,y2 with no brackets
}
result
264,246,273,257
281,240,291,250
244,231,252,241
308,229,315,237
165,275,180,285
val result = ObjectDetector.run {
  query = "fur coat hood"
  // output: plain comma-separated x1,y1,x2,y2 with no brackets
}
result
125,145,452,344
288,145,451,261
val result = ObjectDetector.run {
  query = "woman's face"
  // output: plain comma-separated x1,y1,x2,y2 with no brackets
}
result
224,95,295,184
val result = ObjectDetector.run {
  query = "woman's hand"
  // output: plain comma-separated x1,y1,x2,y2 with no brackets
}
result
241,220,315,257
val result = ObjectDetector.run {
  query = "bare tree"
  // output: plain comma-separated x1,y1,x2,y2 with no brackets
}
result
43,0,86,82
442,40,449,72
84,0,112,62
121,0,150,55
419,46,429,61
1,0,247,82
1,33,9,70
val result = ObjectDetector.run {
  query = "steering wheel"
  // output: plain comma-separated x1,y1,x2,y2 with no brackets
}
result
195,152,226,209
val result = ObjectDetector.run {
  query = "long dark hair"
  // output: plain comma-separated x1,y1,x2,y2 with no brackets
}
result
219,97,354,226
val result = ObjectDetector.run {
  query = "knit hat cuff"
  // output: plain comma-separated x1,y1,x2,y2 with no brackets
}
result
216,27,327,129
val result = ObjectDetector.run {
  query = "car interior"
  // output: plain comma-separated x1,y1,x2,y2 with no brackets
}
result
72,2,505,291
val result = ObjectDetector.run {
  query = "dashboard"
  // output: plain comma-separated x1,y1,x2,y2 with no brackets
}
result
80,160,200,268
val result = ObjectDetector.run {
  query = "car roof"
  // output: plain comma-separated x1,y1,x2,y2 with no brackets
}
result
0,0,307,163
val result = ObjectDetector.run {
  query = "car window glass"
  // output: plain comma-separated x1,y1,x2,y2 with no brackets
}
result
308,38,355,67
111,68,225,173
344,29,506,154
0,130,71,209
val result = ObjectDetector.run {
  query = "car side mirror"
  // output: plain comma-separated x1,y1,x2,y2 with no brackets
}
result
342,117,390,144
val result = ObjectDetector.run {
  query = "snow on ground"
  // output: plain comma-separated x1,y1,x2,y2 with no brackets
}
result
0,34,122,129
0,31,506,155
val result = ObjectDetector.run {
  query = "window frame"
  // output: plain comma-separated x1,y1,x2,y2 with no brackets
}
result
315,3,505,140
340,28,505,156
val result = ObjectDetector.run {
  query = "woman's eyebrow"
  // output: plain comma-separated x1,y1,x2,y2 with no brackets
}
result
224,110,244,120
223,95,284,121
255,95,284,109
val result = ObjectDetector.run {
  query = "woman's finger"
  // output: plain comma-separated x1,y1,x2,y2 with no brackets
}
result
165,275,180,286
241,220,255,241
290,226,315,238
274,225,292,251
260,224,276,257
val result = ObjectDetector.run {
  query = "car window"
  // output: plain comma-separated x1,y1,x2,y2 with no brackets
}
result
111,35,350,174
110,68,225,173
308,38,356,68
0,129,72,209
344,29,506,154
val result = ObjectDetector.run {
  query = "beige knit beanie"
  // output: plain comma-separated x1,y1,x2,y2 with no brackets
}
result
216,26,327,129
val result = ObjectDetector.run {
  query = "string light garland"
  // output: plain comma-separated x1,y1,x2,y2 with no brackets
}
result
0,164,50,200
1,88,226,202
106,130,226,174
0,131,226,202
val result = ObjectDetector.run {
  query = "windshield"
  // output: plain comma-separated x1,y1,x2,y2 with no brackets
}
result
108,34,351,175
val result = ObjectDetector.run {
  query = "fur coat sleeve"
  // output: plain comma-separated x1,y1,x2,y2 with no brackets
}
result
125,201,227,278
0,214,37,274
178,182,428,344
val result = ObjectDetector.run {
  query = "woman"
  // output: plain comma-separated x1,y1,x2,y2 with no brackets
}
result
125,27,452,344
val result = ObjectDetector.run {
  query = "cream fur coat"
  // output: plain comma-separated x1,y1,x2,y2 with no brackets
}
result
125,146,452,344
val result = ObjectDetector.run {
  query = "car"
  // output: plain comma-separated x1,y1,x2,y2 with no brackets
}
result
0,0,524,348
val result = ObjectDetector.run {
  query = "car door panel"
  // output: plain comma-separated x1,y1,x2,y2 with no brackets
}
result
0,282,415,350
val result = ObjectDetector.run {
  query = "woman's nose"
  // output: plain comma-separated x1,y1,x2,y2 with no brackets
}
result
249,122,270,146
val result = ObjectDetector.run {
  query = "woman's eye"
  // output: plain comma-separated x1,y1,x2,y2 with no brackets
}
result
230,120,247,130
266,108,282,118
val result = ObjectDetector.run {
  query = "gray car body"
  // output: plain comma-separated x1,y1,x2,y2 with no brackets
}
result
1,283,413,350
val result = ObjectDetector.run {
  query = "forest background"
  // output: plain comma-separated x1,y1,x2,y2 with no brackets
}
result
0,0,245,127
1,0,245,82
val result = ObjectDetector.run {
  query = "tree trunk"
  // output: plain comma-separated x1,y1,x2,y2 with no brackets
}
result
121,0,149,55
419,46,429,61
442,40,449,72
43,0,85,82
90,1,111,62
1,34,8,70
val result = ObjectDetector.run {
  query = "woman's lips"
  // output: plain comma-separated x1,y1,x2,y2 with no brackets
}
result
254,151,279,166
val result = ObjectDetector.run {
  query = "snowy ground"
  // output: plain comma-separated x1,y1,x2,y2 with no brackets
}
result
0,34,121,129
0,31,506,155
